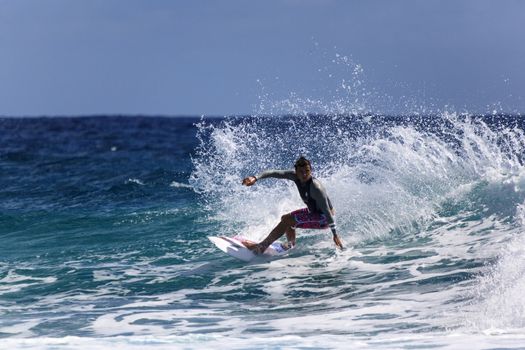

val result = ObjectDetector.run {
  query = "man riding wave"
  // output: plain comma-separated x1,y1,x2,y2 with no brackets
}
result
242,156,344,254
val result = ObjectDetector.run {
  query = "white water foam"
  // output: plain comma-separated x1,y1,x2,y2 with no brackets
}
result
126,178,145,186
462,199,525,332
3,333,525,350
169,181,193,189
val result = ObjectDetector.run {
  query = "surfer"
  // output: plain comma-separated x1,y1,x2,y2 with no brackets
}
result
242,156,344,254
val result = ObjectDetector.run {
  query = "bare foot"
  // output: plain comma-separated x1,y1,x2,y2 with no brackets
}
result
242,241,263,254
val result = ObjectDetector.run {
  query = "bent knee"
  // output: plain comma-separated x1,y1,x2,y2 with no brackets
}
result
281,213,296,226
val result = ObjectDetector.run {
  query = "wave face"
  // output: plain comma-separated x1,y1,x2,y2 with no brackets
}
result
1,115,525,349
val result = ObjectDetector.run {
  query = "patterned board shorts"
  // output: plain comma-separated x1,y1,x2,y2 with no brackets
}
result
291,208,329,229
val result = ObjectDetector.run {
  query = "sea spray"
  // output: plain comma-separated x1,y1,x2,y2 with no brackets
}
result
190,114,525,242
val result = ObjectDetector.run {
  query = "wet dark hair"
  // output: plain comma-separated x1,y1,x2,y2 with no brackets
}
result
294,156,311,169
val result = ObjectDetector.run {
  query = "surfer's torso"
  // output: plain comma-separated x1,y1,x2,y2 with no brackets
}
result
294,177,333,214
256,169,335,225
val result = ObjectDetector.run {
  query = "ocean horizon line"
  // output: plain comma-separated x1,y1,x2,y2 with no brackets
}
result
0,112,524,120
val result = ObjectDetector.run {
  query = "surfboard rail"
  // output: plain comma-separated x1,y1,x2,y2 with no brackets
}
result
208,235,293,262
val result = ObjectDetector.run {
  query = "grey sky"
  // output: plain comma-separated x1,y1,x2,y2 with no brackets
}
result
1,0,524,116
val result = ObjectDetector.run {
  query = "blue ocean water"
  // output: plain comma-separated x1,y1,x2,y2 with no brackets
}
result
1,114,525,349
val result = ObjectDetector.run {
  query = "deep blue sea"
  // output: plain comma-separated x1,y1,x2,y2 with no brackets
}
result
1,114,525,349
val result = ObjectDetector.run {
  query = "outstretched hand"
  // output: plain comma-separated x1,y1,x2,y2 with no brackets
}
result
333,233,344,250
242,176,257,186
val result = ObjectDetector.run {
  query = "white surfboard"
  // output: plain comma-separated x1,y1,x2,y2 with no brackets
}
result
208,235,294,262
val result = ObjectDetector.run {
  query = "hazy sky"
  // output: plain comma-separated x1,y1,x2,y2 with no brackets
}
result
1,0,524,116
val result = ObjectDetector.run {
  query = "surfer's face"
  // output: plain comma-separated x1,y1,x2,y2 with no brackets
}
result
295,165,312,183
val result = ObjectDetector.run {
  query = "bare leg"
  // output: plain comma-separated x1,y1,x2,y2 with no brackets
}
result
249,213,296,254
285,226,296,247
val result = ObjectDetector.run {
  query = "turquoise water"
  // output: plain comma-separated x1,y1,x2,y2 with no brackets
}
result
1,115,525,349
